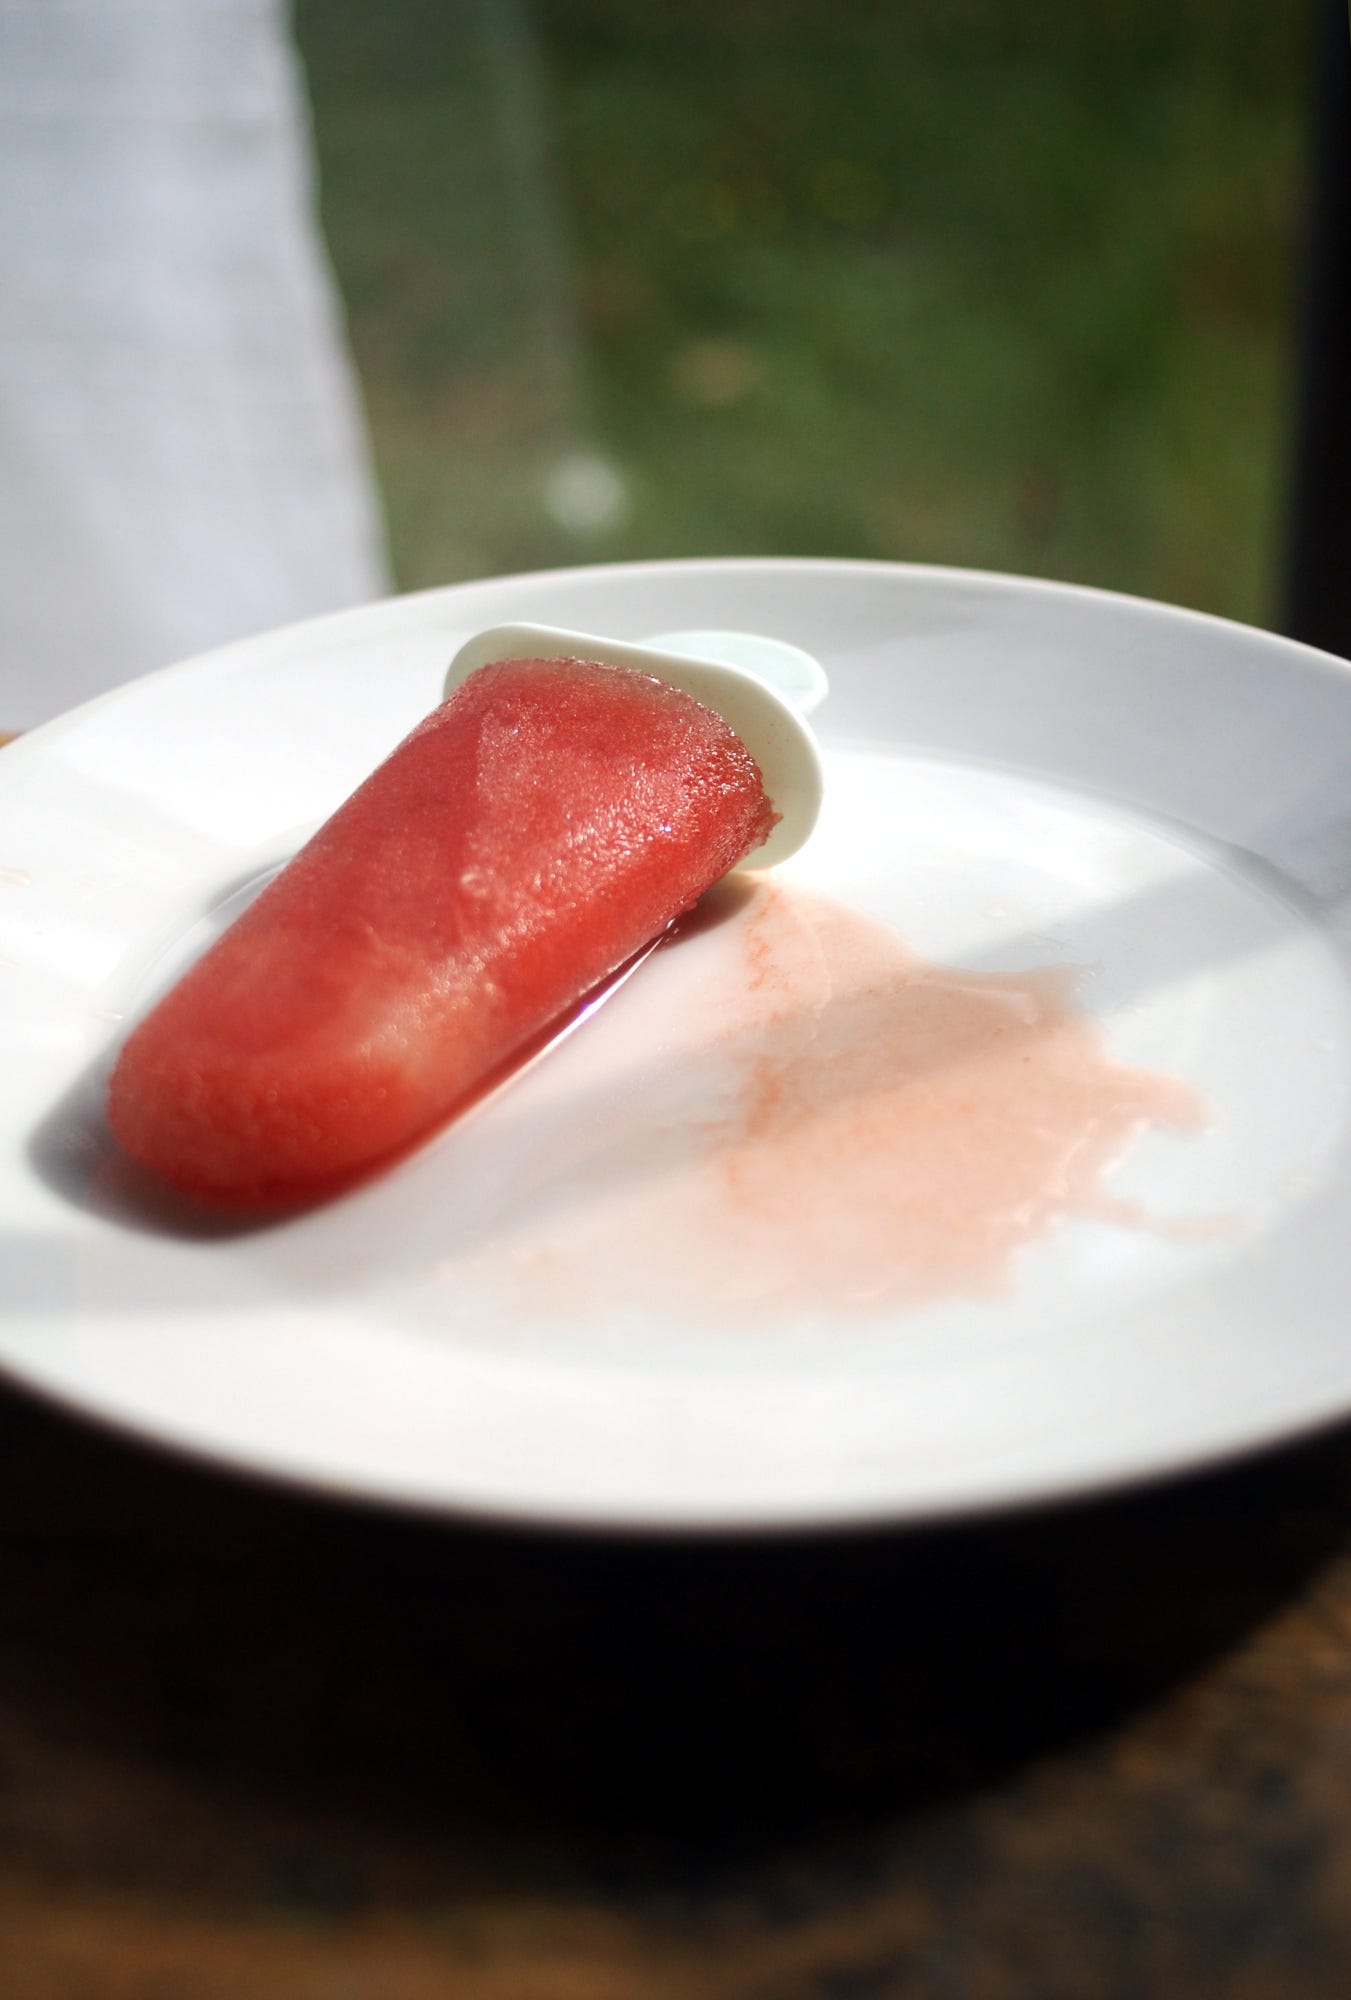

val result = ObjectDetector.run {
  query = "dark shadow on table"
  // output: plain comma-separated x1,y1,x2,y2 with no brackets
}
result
2,1377,1350,1914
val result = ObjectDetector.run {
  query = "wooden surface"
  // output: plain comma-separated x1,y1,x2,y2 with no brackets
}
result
3,1375,1351,1999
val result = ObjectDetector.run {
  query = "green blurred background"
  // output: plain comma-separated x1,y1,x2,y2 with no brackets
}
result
293,0,1315,629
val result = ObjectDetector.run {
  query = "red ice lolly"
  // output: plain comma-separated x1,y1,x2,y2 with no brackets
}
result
107,655,780,1202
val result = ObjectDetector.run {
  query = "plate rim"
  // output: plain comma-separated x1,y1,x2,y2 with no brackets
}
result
8,555,1351,763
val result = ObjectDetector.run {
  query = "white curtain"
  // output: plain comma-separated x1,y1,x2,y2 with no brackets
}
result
0,0,389,729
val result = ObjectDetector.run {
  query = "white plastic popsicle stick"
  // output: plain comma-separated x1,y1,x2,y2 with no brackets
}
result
640,628,829,716
442,622,825,870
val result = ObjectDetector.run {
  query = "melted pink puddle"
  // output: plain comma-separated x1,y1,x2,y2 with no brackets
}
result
479,880,1211,1321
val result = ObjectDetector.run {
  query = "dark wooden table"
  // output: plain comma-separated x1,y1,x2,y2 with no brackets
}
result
4,1367,1351,1999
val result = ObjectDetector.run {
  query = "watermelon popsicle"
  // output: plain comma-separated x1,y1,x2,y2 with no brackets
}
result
107,624,824,1204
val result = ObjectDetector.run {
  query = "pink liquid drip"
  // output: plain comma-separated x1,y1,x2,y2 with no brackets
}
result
485,880,1214,1323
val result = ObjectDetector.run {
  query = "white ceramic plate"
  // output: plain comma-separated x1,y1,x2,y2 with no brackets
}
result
2,559,1350,1530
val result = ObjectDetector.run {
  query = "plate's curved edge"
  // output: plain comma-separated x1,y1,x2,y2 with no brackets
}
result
2,1335,1349,1539
10,557,1351,760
